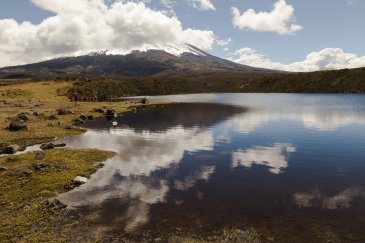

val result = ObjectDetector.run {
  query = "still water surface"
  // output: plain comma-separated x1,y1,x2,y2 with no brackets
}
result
57,94,365,241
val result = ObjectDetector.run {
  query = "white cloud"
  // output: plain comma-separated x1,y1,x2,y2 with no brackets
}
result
187,0,215,11
231,0,302,35
216,37,232,47
230,47,365,71
0,0,215,67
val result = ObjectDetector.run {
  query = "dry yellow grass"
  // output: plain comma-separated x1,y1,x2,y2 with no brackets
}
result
0,81,134,147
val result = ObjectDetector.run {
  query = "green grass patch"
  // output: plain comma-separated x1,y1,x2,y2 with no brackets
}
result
0,149,115,242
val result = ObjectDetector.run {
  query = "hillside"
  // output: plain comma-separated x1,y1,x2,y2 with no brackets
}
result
0,44,275,78
64,67,365,100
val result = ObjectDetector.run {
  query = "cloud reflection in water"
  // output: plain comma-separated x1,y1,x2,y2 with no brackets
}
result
232,143,296,174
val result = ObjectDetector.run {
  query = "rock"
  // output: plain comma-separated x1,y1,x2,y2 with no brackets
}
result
33,111,43,116
87,115,94,120
40,143,66,150
93,108,104,113
73,176,88,185
106,108,116,116
140,98,148,104
34,150,46,160
57,107,74,115
73,118,85,125
17,112,31,121
23,170,32,177
48,115,58,120
4,145,19,154
40,143,54,150
47,198,67,210
79,114,87,121
0,166,8,172
34,163,47,172
54,143,66,148
9,120,28,131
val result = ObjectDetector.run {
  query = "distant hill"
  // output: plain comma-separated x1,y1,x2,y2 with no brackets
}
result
0,44,277,78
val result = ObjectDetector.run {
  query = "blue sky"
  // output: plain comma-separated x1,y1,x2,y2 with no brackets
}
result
0,0,365,71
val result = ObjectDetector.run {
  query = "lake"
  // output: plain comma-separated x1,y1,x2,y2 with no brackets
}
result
55,93,365,241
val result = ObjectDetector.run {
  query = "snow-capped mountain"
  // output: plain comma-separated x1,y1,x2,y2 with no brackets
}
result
0,44,276,78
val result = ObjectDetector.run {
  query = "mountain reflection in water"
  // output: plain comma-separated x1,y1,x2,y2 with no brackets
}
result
54,94,365,241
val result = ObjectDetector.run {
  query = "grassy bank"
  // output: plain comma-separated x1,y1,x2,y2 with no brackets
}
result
0,149,116,242
0,81,137,147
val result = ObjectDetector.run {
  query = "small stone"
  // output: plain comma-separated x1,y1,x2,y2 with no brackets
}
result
93,108,104,113
57,107,74,115
73,118,85,125
73,176,88,185
23,170,32,177
17,112,31,121
47,198,67,209
54,143,66,148
79,114,87,121
48,115,58,120
34,163,47,172
33,111,43,116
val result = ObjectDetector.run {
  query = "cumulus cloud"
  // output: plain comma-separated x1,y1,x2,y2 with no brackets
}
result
230,47,365,71
231,0,302,35
187,0,215,11
0,0,215,67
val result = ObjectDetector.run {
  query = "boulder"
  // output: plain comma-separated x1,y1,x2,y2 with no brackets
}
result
9,120,27,131
57,107,74,115
73,176,88,186
4,145,19,154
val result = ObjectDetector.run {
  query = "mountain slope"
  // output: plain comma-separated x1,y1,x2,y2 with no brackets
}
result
0,44,277,78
